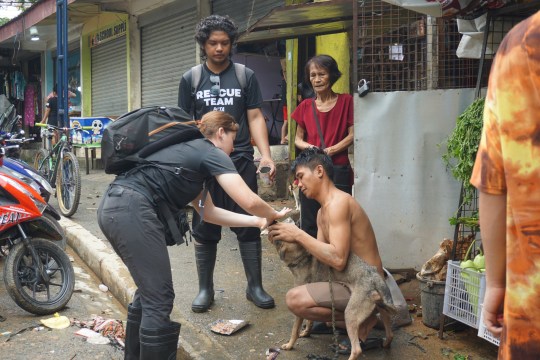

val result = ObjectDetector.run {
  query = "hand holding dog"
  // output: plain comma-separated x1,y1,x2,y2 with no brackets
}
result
267,221,303,243
262,207,292,231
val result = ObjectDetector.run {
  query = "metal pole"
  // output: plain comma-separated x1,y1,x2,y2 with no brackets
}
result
56,0,68,128
352,0,358,93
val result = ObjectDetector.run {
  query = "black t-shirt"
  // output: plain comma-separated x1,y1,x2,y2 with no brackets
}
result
46,96,59,126
113,138,237,211
177,62,263,161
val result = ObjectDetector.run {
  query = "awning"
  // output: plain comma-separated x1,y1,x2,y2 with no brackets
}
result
238,0,353,44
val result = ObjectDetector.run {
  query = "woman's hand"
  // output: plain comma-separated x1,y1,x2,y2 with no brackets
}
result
262,207,292,230
255,208,292,231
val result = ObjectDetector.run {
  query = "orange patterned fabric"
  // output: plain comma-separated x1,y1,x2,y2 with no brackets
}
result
470,10,540,359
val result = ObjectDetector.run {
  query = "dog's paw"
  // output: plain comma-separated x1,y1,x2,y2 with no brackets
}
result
281,342,295,350
383,335,393,348
299,328,311,338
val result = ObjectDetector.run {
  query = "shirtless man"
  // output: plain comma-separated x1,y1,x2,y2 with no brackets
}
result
268,147,383,345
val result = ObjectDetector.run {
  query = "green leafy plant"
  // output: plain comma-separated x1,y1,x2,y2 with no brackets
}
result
441,97,485,225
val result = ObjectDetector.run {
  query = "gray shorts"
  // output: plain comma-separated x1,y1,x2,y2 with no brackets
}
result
306,282,351,312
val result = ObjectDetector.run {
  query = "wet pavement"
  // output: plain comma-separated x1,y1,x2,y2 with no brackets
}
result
46,165,499,360
0,246,125,360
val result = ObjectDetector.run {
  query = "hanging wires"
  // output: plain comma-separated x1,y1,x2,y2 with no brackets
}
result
12,31,20,65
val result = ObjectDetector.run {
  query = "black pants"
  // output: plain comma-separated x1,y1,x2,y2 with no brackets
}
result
97,185,174,329
300,165,352,238
192,156,260,244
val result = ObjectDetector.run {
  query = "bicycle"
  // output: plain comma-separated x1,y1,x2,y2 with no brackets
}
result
34,123,88,217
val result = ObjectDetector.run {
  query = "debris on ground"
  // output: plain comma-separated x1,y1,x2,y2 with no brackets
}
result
420,238,452,281
75,328,111,345
209,319,248,335
266,347,280,360
72,315,125,349
40,313,71,329
3,325,41,342
408,334,427,353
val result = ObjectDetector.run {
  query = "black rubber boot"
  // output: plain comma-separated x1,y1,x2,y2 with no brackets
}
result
239,240,275,309
140,321,181,360
124,303,142,360
191,242,217,313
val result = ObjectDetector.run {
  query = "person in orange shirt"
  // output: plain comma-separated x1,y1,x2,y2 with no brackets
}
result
470,10,540,360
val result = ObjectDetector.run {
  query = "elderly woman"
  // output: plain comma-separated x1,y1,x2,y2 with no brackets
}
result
292,54,354,239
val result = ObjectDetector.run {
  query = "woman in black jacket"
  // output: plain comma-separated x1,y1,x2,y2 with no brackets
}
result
97,111,288,360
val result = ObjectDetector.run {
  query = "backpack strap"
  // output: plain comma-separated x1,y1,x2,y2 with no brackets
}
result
157,200,186,246
190,64,203,97
233,63,247,92
197,182,209,223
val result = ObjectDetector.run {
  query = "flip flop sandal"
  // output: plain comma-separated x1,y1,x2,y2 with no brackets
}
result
329,337,384,355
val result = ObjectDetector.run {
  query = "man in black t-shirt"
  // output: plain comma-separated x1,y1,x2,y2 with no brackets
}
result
40,85,60,145
178,15,276,312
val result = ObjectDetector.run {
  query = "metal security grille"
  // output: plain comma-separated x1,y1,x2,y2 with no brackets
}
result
141,8,197,107
91,36,127,116
357,0,480,92
474,2,540,94
213,0,284,33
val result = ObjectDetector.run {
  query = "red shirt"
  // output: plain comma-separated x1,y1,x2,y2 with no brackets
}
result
292,94,353,166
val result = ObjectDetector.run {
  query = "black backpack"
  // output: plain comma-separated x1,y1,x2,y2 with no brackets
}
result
102,106,203,174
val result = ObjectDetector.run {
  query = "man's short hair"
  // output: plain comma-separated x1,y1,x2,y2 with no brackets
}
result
194,15,238,59
292,147,334,180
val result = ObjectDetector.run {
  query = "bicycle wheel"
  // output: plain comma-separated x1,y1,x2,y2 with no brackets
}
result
56,151,81,217
34,148,51,180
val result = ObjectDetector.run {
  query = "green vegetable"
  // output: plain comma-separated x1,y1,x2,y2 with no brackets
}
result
460,259,475,270
460,240,483,314
449,216,479,228
441,98,485,225
473,253,485,270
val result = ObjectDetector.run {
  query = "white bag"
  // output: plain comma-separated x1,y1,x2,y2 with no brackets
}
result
376,268,412,329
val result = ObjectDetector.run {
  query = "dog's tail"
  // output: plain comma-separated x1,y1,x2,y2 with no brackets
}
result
374,278,398,315
375,294,398,315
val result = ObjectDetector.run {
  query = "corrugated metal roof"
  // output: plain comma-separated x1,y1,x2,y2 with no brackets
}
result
238,0,353,43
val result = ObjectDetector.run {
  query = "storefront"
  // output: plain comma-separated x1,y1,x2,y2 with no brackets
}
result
89,19,128,117
139,3,197,107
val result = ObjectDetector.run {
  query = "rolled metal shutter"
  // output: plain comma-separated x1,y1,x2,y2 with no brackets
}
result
91,36,127,117
213,0,284,33
141,8,197,107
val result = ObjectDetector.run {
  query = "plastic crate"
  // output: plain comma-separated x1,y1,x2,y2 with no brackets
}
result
443,260,486,328
477,304,501,346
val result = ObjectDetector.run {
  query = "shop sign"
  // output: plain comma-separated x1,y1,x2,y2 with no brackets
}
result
89,21,127,48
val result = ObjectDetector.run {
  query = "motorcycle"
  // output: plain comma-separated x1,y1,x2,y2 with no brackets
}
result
0,133,66,250
0,146,74,315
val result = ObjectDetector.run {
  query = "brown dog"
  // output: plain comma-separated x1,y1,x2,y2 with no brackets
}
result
273,239,396,360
